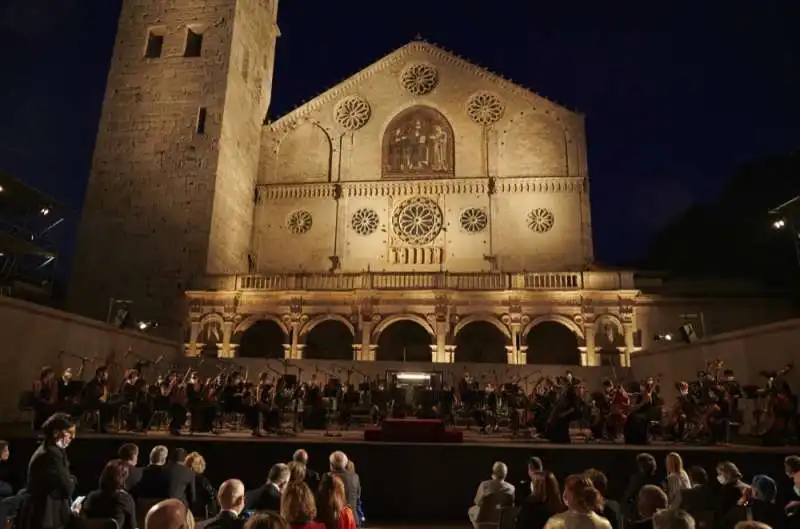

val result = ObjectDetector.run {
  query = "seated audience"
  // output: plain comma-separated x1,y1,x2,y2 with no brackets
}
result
167,448,198,508
187,451,217,519
118,443,143,491
585,469,621,529
634,485,669,529
652,508,695,529
665,452,691,508
468,461,515,529
722,475,782,529
0,441,18,498
247,463,290,513
717,462,748,518
145,498,196,529
680,466,713,519
516,457,545,506
317,474,356,529
288,461,307,485
784,455,800,515
131,445,171,501
81,459,137,529
343,460,364,528
623,453,661,523
245,512,290,529
329,452,360,512
199,479,246,529
280,481,325,529
544,474,610,529
292,450,321,492
516,471,565,529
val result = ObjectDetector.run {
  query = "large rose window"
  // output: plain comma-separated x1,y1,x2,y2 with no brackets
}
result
467,91,505,126
392,196,443,245
400,63,439,96
334,95,371,131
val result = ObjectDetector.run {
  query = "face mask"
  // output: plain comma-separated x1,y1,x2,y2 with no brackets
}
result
717,475,727,485
55,439,69,449
794,485,800,497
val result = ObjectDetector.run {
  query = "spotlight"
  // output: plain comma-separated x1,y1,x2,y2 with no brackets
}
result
0,185,4,192
137,320,159,331
773,219,786,229
40,208,49,216
654,333,673,342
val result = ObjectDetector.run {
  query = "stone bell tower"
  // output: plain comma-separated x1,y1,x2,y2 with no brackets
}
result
69,0,280,336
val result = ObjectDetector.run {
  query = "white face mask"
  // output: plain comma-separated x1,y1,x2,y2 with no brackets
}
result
717,475,727,485
55,439,69,449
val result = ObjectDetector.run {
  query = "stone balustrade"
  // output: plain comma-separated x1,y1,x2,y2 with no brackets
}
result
191,270,635,292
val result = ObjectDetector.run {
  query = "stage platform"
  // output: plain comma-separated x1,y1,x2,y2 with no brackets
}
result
1,425,796,523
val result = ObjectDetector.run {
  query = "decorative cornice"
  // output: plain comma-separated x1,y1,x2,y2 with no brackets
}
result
256,176,584,201
267,41,579,134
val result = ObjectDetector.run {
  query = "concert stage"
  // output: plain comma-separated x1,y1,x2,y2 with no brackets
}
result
2,427,796,523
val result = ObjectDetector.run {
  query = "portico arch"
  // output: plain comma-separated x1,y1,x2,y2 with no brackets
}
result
195,313,225,356
300,314,355,338
371,313,435,342
521,314,584,341
523,314,582,365
453,313,512,340
594,313,624,334
233,314,290,340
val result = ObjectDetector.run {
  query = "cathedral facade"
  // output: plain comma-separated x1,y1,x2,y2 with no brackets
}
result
70,0,790,368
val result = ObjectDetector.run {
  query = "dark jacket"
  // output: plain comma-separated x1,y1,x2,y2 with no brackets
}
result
722,500,784,529
123,465,143,492
130,463,196,507
331,470,360,509
681,485,715,519
622,472,661,521
198,510,245,529
82,489,136,529
602,499,623,529
17,442,76,529
245,484,281,512
0,460,19,497
515,500,561,529
191,473,217,519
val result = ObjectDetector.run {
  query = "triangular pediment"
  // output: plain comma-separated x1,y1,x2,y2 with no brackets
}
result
268,40,578,132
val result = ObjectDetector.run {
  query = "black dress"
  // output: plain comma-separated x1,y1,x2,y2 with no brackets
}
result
17,443,76,529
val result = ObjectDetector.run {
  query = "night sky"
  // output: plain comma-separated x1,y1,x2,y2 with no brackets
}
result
0,1,797,273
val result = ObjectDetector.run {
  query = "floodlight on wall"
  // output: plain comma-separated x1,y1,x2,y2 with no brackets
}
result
137,320,159,331
397,372,429,381
773,218,786,229
654,333,673,342
40,208,49,216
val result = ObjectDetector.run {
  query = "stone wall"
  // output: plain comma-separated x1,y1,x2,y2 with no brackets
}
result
0,297,180,422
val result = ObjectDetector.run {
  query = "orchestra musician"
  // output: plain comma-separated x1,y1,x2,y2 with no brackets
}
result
623,378,656,445
56,367,83,417
83,367,112,433
168,371,191,435
545,375,583,443
32,367,58,430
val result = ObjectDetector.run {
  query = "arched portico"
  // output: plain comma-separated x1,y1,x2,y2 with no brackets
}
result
453,313,512,340
233,314,290,339
523,314,583,366
300,314,355,338
371,313,435,342
521,314,584,341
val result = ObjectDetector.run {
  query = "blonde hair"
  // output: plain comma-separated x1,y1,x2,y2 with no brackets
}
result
733,523,770,529
280,481,317,523
185,452,206,474
245,512,290,529
666,452,684,475
563,474,602,512
288,461,307,483
345,460,355,473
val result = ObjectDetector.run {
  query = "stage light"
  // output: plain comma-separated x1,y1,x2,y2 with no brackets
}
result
397,372,429,381
773,219,786,229
654,333,673,342
137,320,159,331
40,208,49,216
0,185,4,192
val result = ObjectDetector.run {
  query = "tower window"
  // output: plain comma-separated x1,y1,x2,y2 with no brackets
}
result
184,28,203,57
144,31,164,58
196,107,207,134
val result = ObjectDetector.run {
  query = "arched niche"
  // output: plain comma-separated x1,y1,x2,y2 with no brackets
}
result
594,315,625,366
382,105,454,179
454,321,510,363
196,315,224,357
525,320,581,365
235,320,286,358
376,319,433,362
303,320,355,360
275,122,332,183
499,113,568,177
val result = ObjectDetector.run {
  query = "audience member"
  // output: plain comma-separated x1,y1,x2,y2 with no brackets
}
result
783,455,800,514
517,471,564,529
665,453,691,507
187,451,217,519
288,461,307,484
680,466,713,519
468,461,515,529
280,481,324,529
145,498,195,529
81,459,137,529
16,413,77,529
516,457,545,506
634,485,668,529
722,474,782,529
544,474,610,529
199,479,246,529
329,452,360,511
131,445,172,501
247,463,290,512
342,460,364,528
118,443,143,491
623,453,660,522
586,469,622,529
292,450,321,492
652,508,695,529
0,441,17,498
167,448,198,507
733,523,771,529
317,474,356,529
717,462,748,519
245,512,290,529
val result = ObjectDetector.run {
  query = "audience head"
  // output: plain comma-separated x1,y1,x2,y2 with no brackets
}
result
99,459,130,493
317,473,346,526
750,475,777,503
491,462,508,481
665,452,684,475
145,498,195,529
185,452,206,475
688,466,707,486
733,523,770,529
150,445,169,466
292,449,309,465
288,461,307,483
528,457,544,478
244,512,290,529
531,472,564,513
345,460,355,473
716,461,742,485
784,455,800,486
280,481,317,523
329,451,348,472
218,479,246,514
653,509,695,529
562,474,602,513
638,485,668,519
583,469,608,498
42,413,76,448
170,448,188,465
118,443,139,465
636,453,657,475
0,441,8,461
268,463,291,490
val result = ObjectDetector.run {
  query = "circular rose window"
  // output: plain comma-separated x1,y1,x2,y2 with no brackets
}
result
460,207,488,233
527,208,555,233
392,196,443,245
351,208,379,236
287,210,313,235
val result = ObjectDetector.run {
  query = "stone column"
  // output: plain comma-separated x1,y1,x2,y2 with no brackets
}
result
282,344,292,360
290,323,300,359
186,321,201,357
505,346,515,365
518,345,528,365
228,344,239,358
583,323,597,367
435,332,447,363
429,345,439,363
360,320,373,361
295,344,306,360
220,321,234,358
444,345,455,363
352,344,361,361
365,345,377,362
622,322,635,368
